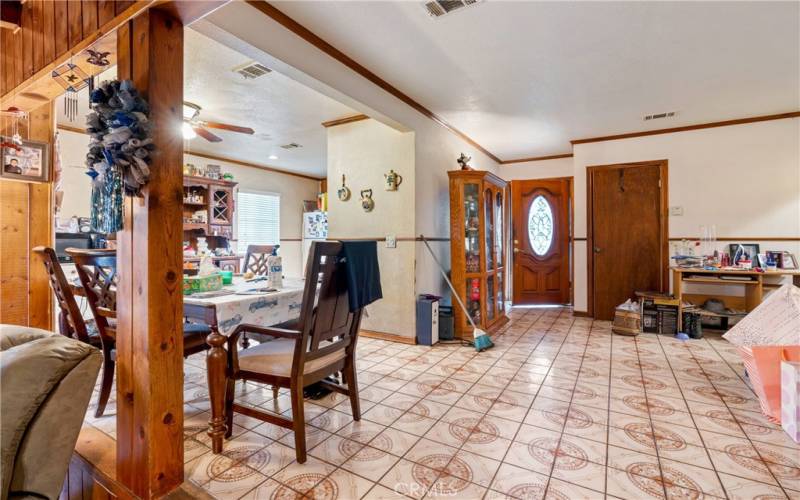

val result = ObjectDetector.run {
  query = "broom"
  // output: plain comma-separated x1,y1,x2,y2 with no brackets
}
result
420,235,494,352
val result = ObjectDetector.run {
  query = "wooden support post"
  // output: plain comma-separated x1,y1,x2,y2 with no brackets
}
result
115,8,184,498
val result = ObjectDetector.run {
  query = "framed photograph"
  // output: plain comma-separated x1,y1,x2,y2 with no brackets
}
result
782,252,798,270
728,243,760,265
757,253,769,268
766,251,784,268
1,138,50,183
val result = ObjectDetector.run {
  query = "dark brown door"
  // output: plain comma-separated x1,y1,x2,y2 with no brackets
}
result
589,161,668,320
512,178,571,305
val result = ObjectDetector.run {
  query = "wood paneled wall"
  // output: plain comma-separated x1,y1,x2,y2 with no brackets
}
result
1,1,134,96
0,101,53,329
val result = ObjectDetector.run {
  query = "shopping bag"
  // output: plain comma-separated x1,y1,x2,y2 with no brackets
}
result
742,345,800,423
781,354,800,443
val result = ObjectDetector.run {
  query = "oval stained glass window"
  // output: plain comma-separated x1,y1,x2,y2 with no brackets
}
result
528,195,553,256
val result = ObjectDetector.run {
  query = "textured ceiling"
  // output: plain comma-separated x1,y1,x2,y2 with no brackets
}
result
57,28,358,177
271,1,800,160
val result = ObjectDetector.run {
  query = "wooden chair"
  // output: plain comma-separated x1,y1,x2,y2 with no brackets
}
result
68,249,212,418
221,241,363,462
242,244,276,275
240,244,277,347
33,246,101,348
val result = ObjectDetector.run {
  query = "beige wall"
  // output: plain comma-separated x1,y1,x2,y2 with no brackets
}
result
57,130,93,221
56,130,319,278
499,117,800,313
327,119,416,337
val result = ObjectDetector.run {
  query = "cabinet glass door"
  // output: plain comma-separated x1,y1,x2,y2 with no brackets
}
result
496,271,504,317
487,275,495,321
484,189,494,271
464,184,480,273
495,190,503,268
466,278,481,324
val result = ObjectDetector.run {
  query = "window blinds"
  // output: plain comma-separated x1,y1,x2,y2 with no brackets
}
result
237,191,280,253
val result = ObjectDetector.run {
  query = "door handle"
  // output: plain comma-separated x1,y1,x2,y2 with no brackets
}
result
593,247,602,253
513,248,520,253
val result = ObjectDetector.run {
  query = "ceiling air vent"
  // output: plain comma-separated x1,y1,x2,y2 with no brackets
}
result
424,0,480,18
280,142,303,150
644,111,676,121
232,62,271,80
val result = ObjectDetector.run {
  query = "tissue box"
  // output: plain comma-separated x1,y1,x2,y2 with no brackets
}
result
781,359,800,443
183,273,223,295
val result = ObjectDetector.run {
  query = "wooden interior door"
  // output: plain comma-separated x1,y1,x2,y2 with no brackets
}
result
512,178,571,305
588,161,668,320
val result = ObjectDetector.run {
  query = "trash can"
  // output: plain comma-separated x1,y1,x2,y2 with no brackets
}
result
416,295,440,346
438,305,454,341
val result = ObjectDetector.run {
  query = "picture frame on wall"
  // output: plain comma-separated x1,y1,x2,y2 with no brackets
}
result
1,138,50,183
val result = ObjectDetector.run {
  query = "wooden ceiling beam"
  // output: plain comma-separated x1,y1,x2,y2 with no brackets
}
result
321,113,369,128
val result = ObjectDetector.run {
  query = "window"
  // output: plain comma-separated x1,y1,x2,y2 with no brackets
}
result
528,195,553,256
237,191,280,253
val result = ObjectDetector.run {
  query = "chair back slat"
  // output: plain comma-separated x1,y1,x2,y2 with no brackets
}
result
294,241,362,375
243,245,275,275
33,246,92,343
67,249,118,341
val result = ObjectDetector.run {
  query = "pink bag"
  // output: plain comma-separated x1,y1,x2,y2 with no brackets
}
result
782,355,800,443
740,346,800,423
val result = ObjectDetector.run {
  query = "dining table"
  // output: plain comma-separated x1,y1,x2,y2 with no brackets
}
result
68,270,306,451
186,276,307,451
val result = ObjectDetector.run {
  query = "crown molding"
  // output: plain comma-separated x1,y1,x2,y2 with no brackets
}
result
248,1,503,163
571,111,800,145
501,153,573,164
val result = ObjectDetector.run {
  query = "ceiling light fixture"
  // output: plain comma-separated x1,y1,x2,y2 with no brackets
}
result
268,155,278,160
182,122,197,140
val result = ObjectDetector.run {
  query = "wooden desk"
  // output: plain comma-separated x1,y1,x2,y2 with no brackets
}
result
672,267,800,329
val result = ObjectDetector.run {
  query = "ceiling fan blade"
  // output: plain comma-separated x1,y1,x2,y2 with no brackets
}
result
193,125,223,143
201,121,255,135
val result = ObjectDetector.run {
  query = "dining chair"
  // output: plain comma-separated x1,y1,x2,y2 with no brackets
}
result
67,248,213,417
242,244,276,275
221,241,363,462
240,244,277,347
33,246,101,348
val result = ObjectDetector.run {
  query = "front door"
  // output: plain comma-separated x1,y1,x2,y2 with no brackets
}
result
512,178,571,305
589,161,668,320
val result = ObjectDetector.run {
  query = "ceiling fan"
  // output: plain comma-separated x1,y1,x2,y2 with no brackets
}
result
182,101,254,142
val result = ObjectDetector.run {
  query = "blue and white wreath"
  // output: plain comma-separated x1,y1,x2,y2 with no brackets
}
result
85,80,154,233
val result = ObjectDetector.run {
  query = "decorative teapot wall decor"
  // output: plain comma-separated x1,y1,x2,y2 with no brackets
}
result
384,169,403,191
338,174,351,201
360,189,375,212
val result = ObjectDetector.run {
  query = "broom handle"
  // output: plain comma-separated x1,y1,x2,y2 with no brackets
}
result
420,235,480,331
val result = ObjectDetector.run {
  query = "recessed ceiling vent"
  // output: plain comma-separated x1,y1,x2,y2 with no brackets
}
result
644,111,676,121
232,62,271,80
280,142,303,150
424,0,481,18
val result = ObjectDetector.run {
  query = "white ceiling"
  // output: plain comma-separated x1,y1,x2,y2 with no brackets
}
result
272,1,800,160
57,29,358,177
183,28,356,177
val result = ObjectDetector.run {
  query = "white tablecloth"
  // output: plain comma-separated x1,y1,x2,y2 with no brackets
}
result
184,277,305,335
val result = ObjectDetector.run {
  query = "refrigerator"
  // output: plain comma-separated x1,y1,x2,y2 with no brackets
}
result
302,211,328,273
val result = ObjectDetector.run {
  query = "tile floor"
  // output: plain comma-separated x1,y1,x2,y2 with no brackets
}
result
83,307,800,499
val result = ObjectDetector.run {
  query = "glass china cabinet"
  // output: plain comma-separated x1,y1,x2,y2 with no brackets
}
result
448,170,509,339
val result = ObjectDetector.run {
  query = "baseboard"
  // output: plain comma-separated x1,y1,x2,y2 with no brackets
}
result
360,329,417,345
572,310,592,317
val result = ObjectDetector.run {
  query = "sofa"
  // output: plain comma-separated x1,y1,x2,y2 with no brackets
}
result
1,324,102,500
